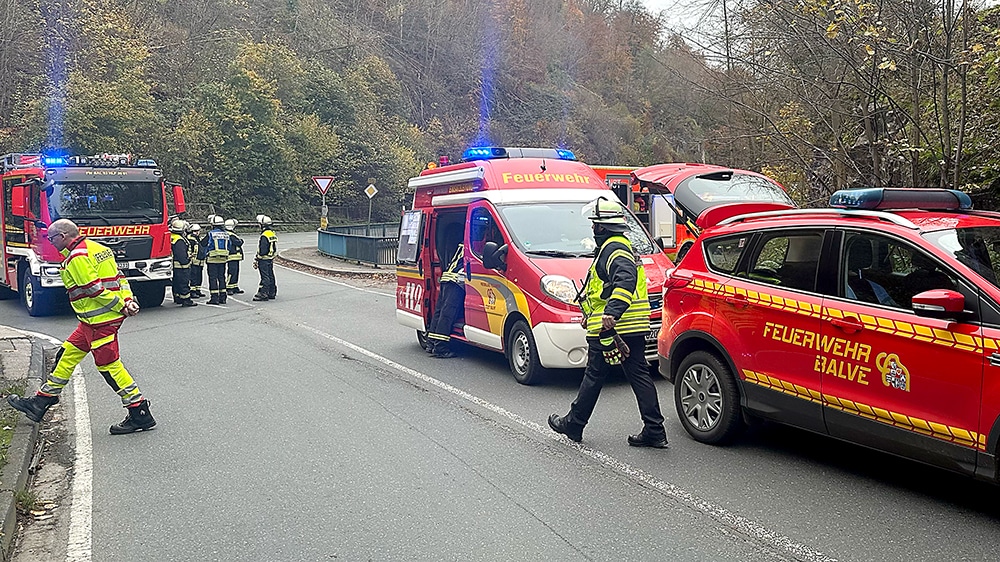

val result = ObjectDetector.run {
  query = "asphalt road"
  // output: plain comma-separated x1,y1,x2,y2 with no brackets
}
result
3,231,1000,561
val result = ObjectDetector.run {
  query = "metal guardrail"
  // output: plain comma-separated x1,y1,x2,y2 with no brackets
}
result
317,222,400,267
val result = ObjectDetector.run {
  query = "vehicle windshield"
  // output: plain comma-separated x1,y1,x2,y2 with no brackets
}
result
497,201,656,257
46,181,163,225
676,172,794,217
924,226,1000,289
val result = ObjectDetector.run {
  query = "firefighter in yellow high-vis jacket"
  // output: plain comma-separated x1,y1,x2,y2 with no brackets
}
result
7,219,156,434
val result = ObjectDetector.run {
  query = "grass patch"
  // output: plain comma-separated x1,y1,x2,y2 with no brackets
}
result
14,489,37,513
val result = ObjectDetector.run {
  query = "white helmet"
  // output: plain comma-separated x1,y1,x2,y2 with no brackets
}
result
256,214,272,227
224,218,237,232
207,214,216,224
169,219,187,233
211,215,225,227
187,223,201,234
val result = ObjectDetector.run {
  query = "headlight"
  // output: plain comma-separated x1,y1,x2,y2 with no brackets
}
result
41,266,61,277
541,275,579,305
150,260,172,271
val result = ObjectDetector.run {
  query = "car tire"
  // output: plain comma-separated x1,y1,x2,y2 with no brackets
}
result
507,319,545,385
132,282,166,308
416,330,431,352
675,240,694,262
674,350,743,444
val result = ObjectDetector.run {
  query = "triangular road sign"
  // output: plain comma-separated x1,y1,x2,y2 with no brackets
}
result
312,176,334,195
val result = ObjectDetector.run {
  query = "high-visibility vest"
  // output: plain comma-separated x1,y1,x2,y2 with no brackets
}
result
60,237,133,326
257,229,277,260
439,244,465,285
228,234,244,261
580,235,650,337
171,233,190,269
206,228,230,263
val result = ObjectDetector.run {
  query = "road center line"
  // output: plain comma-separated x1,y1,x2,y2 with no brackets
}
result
19,330,92,562
298,322,838,562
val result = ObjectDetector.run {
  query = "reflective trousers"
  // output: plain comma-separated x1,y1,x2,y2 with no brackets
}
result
227,260,241,290
172,266,191,302
207,262,228,301
190,264,203,291
257,259,276,298
567,334,665,439
427,282,464,348
41,319,144,406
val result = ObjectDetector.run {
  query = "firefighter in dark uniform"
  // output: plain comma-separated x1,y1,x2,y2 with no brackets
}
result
201,215,230,305
426,225,465,359
225,218,244,295
548,198,668,448
252,215,278,301
170,219,197,307
186,223,205,298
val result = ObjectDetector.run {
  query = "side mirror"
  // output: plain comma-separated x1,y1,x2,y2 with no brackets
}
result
482,241,508,271
172,184,186,214
10,184,28,218
912,289,971,321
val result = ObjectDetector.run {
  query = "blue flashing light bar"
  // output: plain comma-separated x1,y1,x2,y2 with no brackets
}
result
460,146,578,162
829,188,972,212
43,157,67,166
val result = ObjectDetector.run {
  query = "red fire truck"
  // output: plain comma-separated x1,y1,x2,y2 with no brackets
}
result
0,152,186,316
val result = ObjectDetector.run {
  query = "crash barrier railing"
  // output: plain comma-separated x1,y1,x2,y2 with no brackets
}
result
317,222,400,267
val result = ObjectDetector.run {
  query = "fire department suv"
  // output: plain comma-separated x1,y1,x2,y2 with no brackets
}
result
396,147,673,384
0,153,185,316
660,187,1000,483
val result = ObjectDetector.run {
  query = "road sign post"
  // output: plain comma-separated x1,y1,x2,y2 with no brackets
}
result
365,178,377,236
312,176,334,230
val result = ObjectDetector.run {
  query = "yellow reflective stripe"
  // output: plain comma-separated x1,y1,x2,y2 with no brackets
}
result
91,334,116,349
607,249,635,265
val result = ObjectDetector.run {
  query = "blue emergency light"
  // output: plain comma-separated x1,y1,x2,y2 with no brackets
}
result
829,188,972,211
43,157,67,166
461,146,578,162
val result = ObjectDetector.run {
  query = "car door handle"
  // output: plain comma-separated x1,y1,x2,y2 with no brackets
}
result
724,294,749,308
990,353,1000,368
831,317,863,334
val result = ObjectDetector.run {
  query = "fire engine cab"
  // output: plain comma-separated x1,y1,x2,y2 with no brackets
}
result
396,147,674,384
0,152,185,316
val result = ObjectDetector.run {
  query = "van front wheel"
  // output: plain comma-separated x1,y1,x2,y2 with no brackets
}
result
507,320,545,385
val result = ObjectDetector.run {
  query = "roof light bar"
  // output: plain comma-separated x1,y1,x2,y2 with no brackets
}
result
829,188,972,211
460,146,578,162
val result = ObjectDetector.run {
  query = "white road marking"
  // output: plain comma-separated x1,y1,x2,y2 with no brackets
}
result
299,322,838,562
18,330,92,562
276,262,394,297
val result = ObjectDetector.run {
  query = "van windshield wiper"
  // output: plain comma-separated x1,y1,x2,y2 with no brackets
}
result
525,249,585,258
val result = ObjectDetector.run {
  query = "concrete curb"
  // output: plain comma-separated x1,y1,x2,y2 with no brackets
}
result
0,335,43,562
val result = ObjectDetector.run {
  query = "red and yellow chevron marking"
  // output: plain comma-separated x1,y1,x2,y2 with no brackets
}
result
743,370,987,451
689,278,998,353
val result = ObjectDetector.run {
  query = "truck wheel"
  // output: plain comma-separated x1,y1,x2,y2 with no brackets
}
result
21,269,57,317
506,319,546,385
132,283,166,308
674,350,744,444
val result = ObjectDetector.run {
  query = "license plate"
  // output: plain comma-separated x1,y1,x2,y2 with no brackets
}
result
117,262,130,271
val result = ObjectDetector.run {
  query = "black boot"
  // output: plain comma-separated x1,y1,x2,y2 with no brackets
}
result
181,299,198,307
110,400,156,435
547,413,583,442
7,393,59,423
207,295,220,305
252,293,268,301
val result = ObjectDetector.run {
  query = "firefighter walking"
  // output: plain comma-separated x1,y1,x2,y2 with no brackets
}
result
187,223,205,298
225,218,244,295
252,215,277,301
8,219,156,434
202,215,230,305
170,219,197,307
548,198,668,448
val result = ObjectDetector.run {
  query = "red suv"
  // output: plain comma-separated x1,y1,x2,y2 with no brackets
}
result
658,188,1000,483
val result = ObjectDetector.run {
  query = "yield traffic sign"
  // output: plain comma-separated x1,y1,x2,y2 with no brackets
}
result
312,176,334,195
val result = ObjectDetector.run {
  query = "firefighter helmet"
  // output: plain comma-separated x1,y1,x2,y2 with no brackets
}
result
585,198,629,232
211,215,225,227
169,219,187,233
224,219,237,232
187,223,201,234
256,214,272,227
